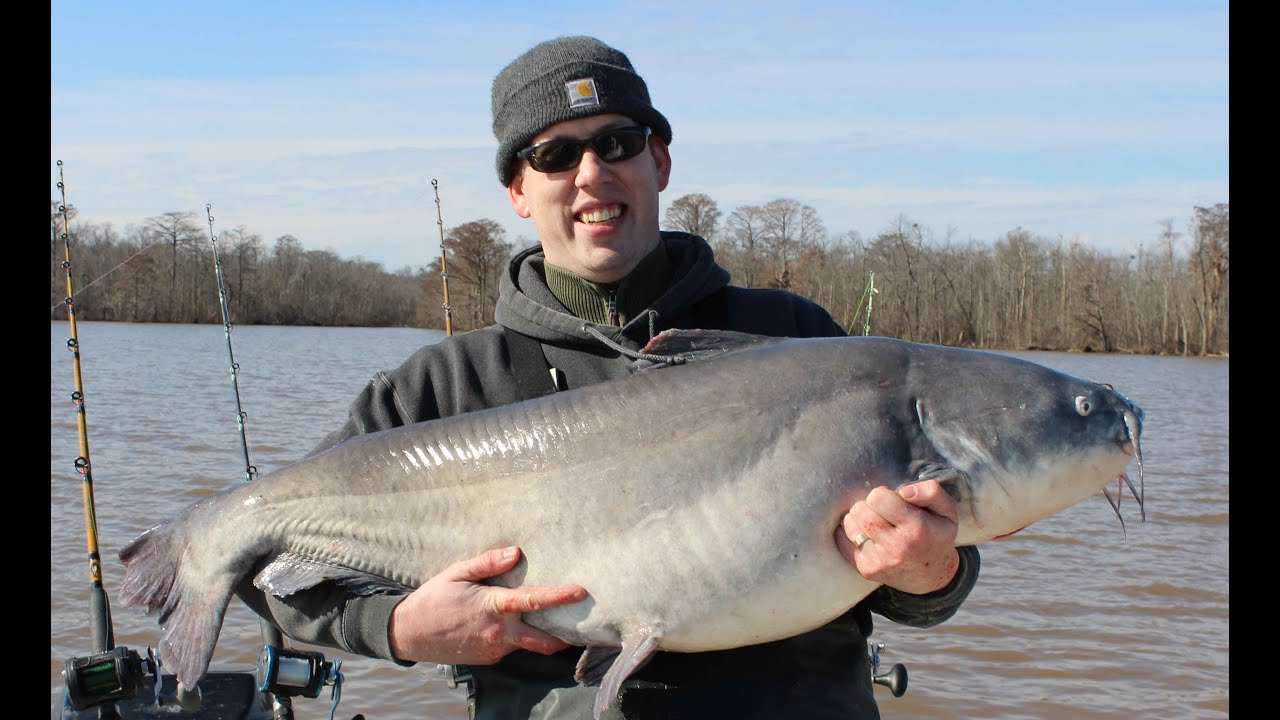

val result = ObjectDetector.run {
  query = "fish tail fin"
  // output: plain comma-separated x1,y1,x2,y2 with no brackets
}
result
119,521,236,690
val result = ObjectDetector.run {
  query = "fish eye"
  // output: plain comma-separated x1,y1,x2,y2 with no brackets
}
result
1075,396,1092,416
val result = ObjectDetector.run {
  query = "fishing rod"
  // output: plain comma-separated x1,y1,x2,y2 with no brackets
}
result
56,160,164,717
862,272,878,336
847,271,879,337
52,172,340,719
205,205,347,720
54,161,112,655
205,205,259,485
432,179,454,336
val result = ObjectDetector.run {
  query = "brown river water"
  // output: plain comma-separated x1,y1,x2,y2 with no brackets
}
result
50,321,1228,719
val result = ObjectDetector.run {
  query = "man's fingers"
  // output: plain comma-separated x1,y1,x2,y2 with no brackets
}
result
899,480,959,523
834,523,861,566
841,509,874,545
866,481,958,526
492,585,588,656
442,545,588,626
845,499,892,537
493,585,589,615
448,546,523,582
509,624,575,656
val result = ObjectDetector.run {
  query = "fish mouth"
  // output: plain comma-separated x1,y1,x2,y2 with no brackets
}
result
992,525,1028,540
920,391,1148,544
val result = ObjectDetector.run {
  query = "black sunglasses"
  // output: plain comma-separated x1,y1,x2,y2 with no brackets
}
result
517,125,652,174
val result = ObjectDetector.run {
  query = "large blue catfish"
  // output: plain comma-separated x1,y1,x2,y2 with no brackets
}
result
119,330,1145,719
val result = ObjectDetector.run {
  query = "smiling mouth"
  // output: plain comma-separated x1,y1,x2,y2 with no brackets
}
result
577,206,624,224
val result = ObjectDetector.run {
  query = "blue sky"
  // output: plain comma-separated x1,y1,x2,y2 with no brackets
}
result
51,1,1228,271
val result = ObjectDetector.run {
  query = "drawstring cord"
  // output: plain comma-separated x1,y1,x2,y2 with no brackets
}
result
581,323,687,366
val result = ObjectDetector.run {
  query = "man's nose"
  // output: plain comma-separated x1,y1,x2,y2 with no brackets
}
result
574,147,613,185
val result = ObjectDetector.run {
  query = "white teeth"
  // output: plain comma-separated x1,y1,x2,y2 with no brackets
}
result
578,207,622,224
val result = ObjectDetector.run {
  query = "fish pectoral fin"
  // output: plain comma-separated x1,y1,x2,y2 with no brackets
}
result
576,628,662,720
253,552,413,597
909,461,968,500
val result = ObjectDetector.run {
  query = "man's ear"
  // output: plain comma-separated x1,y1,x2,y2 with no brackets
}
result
650,137,672,192
507,168,532,218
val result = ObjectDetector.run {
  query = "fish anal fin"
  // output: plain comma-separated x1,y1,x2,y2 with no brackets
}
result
575,646,621,687
253,552,413,597
578,628,663,720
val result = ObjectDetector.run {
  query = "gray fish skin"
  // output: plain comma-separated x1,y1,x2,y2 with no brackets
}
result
118,330,1144,717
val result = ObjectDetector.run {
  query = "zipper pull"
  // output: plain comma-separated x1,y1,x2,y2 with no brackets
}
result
607,292,619,326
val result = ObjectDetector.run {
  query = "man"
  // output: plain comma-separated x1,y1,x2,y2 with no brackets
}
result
240,35,979,719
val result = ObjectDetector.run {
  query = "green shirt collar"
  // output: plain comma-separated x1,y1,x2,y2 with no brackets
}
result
544,243,673,326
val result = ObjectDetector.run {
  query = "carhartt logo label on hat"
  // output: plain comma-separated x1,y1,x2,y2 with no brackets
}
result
566,78,599,108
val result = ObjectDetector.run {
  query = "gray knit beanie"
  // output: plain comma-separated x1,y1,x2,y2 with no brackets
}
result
491,35,673,186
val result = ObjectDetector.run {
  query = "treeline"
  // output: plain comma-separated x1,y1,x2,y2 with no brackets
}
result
49,206,421,327
672,196,1228,356
51,198,1228,356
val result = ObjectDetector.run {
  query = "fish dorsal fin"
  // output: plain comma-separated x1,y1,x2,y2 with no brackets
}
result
253,552,413,597
630,329,788,373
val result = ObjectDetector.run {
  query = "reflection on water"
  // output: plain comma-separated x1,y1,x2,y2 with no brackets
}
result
51,323,1228,718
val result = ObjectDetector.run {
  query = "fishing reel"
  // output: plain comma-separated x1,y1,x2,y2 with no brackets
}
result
869,641,908,697
438,664,477,719
256,645,347,717
62,645,158,711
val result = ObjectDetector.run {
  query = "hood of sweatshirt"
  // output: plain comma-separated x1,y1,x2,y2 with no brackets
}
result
493,232,730,350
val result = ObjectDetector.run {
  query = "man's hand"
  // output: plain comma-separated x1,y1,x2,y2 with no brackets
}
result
835,480,961,595
388,546,588,665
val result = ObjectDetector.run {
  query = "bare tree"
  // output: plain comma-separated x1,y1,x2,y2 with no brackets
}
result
114,226,161,322
147,211,201,291
721,204,766,288
881,216,927,339
1191,203,1228,355
265,235,306,324
993,227,1046,349
920,227,980,346
664,193,721,241
441,219,514,330
221,225,264,320
144,211,202,321
758,198,826,292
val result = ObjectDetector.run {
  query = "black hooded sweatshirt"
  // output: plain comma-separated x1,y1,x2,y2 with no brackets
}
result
237,232,980,720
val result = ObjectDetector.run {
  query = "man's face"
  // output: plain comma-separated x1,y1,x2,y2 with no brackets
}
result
507,113,672,284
